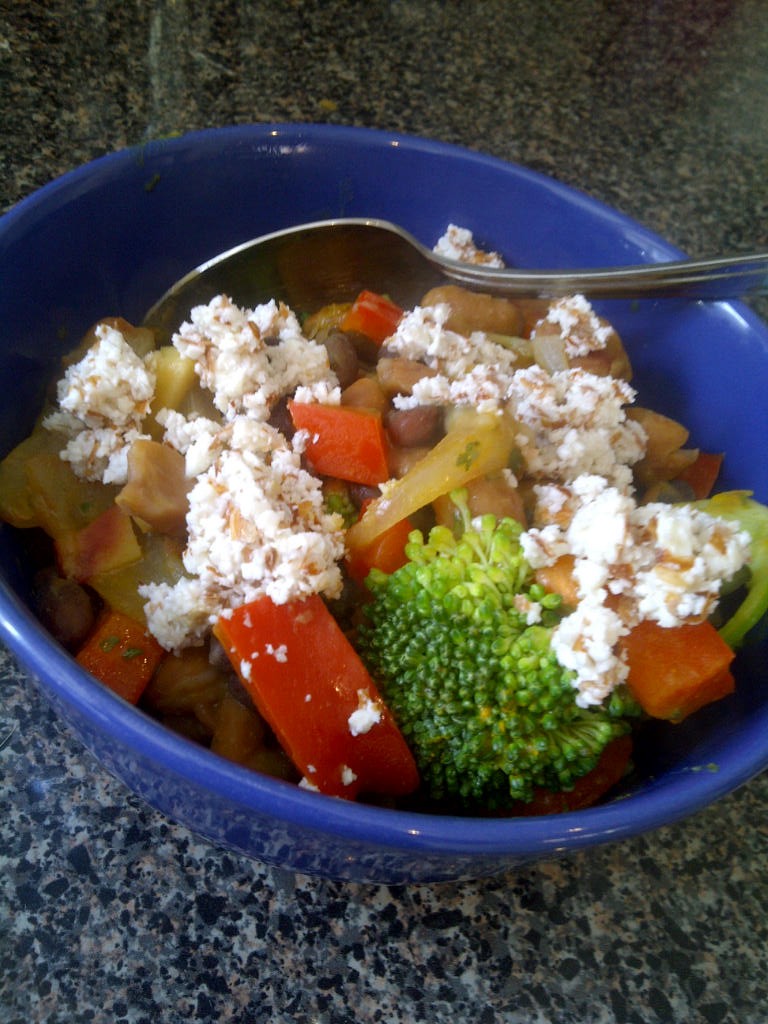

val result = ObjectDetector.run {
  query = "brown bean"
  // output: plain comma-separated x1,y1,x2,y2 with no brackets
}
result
433,474,526,529
322,329,359,389
384,406,443,447
421,284,523,336
376,357,437,397
387,445,431,479
32,568,97,651
341,375,389,412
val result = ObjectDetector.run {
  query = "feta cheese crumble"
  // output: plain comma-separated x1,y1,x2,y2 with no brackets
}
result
43,322,155,484
521,474,751,706
140,415,345,650
433,224,505,267
348,690,384,736
531,294,614,358
173,294,339,421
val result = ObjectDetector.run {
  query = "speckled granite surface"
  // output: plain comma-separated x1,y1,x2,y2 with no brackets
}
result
2,2,768,1022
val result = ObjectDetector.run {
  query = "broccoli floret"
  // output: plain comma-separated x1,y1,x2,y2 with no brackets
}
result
356,492,636,810
323,481,359,528
692,491,768,648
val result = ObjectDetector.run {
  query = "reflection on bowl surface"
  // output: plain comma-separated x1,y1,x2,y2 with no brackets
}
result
1,123,767,883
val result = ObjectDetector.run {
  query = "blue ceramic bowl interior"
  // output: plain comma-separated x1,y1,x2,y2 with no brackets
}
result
1,123,767,883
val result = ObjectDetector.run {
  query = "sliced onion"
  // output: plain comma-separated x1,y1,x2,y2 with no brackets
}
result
532,331,569,374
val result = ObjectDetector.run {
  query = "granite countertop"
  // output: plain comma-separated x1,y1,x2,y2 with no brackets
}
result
2,2,768,1022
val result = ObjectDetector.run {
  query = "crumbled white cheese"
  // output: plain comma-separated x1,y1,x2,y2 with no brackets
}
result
532,294,614,358
387,304,520,382
341,765,358,787
54,323,155,428
43,322,155,485
348,690,383,736
521,474,752,706
551,596,630,707
433,224,505,267
507,366,646,490
172,294,338,421
265,643,288,663
140,415,345,650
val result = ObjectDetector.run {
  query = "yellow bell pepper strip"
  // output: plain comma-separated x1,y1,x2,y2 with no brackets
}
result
288,401,391,487
214,595,420,799
346,411,519,554
76,609,165,704
340,290,403,344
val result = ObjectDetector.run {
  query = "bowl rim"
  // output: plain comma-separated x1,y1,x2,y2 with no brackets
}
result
1,121,767,861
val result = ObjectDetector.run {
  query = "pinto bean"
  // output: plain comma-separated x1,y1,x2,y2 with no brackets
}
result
421,285,523,337
384,406,443,447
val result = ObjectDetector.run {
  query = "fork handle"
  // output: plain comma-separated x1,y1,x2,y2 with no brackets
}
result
435,251,768,300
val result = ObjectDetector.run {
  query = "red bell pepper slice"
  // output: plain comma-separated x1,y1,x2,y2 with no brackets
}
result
340,290,403,344
214,595,419,799
288,401,390,486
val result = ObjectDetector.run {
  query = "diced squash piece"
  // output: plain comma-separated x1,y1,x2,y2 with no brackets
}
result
88,532,185,623
620,619,736,723
302,302,352,339
145,346,197,435
56,504,142,582
25,453,118,538
0,427,65,528
535,555,579,608
628,407,693,487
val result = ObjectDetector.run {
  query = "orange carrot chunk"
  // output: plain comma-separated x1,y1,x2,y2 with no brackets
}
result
288,401,390,486
76,609,165,704
214,594,419,800
621,619,735,723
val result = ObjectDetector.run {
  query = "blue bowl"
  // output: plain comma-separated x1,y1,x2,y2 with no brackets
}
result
1,123,767,883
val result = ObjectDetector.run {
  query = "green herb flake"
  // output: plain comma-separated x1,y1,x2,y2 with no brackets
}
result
122,647,144,660
99,635,120,653
456,440,480,471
